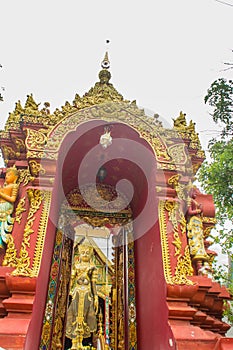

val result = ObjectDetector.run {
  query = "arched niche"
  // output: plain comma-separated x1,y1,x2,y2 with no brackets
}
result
25,118,176,350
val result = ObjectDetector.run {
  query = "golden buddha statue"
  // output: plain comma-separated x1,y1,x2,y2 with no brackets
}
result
0,167,19,249
66,239,98,350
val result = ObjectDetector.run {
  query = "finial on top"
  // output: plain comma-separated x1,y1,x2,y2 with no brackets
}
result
101,40,110,69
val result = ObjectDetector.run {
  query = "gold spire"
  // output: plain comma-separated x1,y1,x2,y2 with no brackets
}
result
101,51,110,69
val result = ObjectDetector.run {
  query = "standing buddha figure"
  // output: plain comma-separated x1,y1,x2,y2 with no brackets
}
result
66,238,98,350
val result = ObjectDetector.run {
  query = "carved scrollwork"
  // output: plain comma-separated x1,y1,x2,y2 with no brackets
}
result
168,174,187,201
2,234,18,267
26,128,48,150
17,168,34,186
172,246,194,285
12,189,44,277
15,197,26,224
168,143,187,165
29,160,46,177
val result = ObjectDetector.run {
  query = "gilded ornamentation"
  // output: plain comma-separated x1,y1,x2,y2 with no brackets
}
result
24,94,41,115
26,128,48,150
192,163,201,175
165,200,181,256
172,246,194,285
12,189,44,277
64,184,132,227
126,224,137,350
168,143,187,165
14,138,26,152
159,200,193,285
172,111,205,163
29,160,46,177
15,197,26,224
40,229,63,350
203,225,215,238
173,111,187,129
30,191,52,277
2,234,18,267
179,210,187,235
5,100,24,131
187,216,208,262
157,163,186,172
17,168,34,186
165,200,179,231
168,174,187,201
1,145,16,162
158,201,173,284
51,239,72,350
67,184,129,212
138,131,170,161
116,246,124,349
172,231,182,257
202,217,217,225
196,149,205,158
78,215,131,227
26,102,166,163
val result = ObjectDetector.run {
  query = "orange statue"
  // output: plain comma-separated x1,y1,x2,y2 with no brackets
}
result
0,167,19,249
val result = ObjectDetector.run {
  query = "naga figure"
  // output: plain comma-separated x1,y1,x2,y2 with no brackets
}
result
66,239,98,350
0,167,19,249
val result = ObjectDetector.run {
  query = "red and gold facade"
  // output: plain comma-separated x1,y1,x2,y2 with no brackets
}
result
0,57,232,349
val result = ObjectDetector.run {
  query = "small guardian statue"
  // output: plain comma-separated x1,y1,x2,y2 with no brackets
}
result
0,167,19,249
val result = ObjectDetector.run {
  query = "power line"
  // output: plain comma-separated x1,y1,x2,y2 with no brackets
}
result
215,0,233,7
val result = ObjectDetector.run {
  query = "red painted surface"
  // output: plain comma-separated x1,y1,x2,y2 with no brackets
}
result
135,223,176,350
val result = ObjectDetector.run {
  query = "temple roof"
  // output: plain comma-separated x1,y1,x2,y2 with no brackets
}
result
0,53,205,175
3,52,128,131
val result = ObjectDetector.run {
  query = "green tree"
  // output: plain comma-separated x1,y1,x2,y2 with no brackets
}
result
199,77,233,319
198,77,233,321
199,78,233,250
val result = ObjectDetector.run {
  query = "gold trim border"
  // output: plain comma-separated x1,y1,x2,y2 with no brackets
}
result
158,200,173,284
31,190,52,276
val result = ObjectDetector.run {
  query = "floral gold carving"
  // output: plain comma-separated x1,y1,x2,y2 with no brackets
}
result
30,191,52,277
172,246,194,285
2,234,18,267
18,168,34,186
29,160,46,177
168,143,187,165
159,200,173,284
159,200,193,285
12,189,44,277
26,128,48,150
15,197,26,224
168,174,187,201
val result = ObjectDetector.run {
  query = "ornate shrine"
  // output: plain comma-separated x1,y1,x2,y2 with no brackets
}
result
0,53,232,350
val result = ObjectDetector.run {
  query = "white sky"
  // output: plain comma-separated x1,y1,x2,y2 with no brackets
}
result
0,0,232,151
